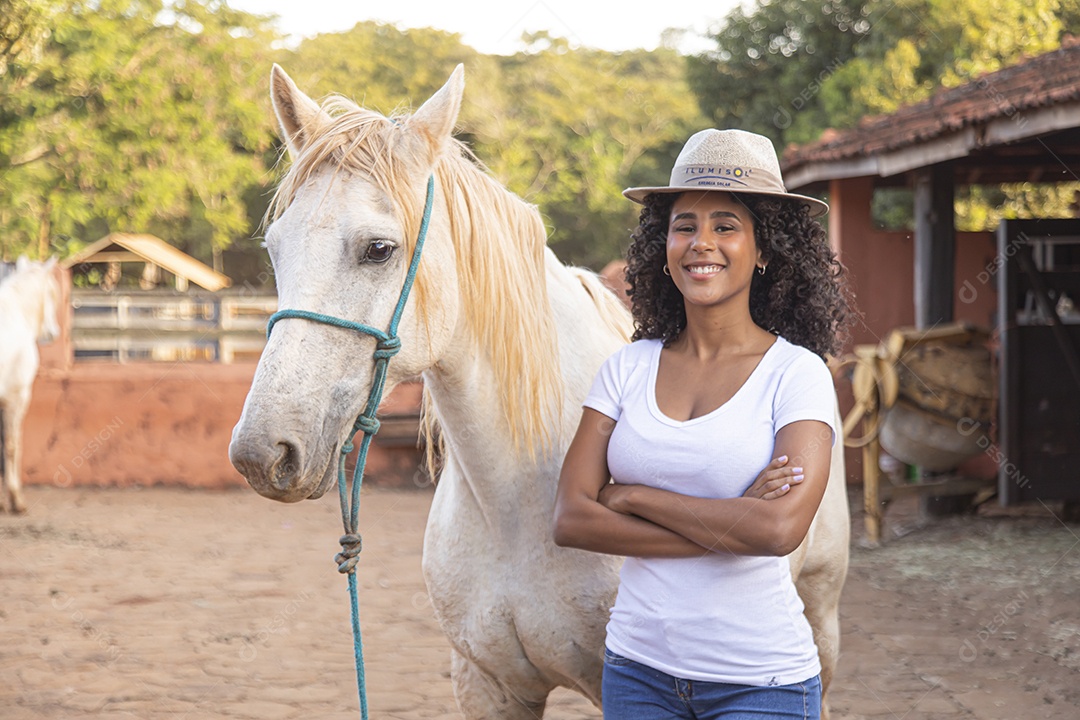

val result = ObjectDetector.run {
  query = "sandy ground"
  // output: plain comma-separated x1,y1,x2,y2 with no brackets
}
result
2,485,1078,719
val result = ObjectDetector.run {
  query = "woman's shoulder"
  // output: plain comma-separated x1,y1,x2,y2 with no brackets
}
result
606,337,661,364
594,338,660,386
768,336,831,377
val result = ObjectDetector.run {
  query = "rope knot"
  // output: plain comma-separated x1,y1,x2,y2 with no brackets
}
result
335,533,362,574
373,336,401,360
354,414,381,436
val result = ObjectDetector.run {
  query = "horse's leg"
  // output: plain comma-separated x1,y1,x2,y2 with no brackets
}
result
796,403,848,720
2,398,28,514
450,649,550,720
0,405,6,512
803,595,840,719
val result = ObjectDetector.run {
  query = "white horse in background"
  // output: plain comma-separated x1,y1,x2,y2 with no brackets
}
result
230,66,849,718
0,257,61,513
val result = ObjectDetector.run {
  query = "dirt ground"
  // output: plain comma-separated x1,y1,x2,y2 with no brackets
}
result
2,485,1078,720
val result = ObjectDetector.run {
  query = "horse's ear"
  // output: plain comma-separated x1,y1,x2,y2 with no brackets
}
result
16,255,29,270
406,64,464,162
44,257,57,269
270,64,324,158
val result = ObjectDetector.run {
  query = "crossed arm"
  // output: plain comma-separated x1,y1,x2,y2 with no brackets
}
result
552,408,833,558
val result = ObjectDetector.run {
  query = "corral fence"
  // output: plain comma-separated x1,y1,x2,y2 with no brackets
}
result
71,290,277,363
21,282,425,489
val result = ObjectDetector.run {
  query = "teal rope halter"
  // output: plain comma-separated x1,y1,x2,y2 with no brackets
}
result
265,174,435,720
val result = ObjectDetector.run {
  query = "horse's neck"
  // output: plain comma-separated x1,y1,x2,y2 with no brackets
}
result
423,251,630,520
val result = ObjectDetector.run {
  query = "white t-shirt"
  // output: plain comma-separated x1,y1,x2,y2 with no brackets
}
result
583,335,836,686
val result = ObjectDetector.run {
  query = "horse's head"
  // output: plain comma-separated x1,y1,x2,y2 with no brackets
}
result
229,65,464,502
14,256,61,344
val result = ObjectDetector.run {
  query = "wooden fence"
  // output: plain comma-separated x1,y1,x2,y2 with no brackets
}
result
71,290,276,363
24,277,426,489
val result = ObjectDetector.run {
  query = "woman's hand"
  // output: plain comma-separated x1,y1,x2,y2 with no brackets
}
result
597,482,635,515
742,455,804,500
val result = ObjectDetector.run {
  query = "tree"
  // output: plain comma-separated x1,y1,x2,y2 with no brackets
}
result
0,0,53,77
483,41,705,267
0,0,279,262
687,0,872,146
282,22,482,116
285,24,707,268
690,0,1079,230
690,0,1073,147
816,0,1064,127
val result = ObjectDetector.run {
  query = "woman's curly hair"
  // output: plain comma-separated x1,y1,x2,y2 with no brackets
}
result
624,192,855,358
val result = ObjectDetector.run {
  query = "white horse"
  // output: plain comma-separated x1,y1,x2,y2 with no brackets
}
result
230,65,849,718
0,257,61,513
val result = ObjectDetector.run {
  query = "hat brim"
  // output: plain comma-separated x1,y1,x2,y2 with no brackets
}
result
622,185,829,218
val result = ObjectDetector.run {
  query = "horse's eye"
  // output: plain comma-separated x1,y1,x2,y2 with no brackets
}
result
365,240,394,264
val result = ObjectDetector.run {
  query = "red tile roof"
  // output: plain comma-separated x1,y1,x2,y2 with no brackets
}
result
781,39,1080,171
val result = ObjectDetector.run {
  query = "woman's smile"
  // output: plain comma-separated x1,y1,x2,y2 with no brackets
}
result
684,262,727,279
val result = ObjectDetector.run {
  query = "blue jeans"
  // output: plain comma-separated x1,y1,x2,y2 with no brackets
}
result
602,647,821,719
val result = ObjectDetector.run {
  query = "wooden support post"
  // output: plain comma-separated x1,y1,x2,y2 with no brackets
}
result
913,163,956,329
863,421,882,546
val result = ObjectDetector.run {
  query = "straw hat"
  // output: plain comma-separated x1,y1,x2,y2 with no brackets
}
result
623,129,828,217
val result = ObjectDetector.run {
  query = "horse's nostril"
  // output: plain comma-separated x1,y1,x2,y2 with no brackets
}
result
271,441,300,490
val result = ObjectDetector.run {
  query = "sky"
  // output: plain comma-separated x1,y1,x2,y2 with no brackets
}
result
226,0,742,55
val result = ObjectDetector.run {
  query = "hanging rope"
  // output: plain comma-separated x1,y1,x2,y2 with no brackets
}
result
265,174,435,720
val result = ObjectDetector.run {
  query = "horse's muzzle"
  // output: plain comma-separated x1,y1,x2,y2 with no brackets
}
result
230,434,317,503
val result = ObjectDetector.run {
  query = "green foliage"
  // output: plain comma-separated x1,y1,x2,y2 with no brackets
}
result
7,0,1074,275
0,0,53,76
691,0,1080,229
691,0,1074,146
686,0,872,146
282,22,480,115
871,187,915,230
477,45,703,267
283,23,706,268
0,0,278,261
2,11,705,270
956,184,1080,232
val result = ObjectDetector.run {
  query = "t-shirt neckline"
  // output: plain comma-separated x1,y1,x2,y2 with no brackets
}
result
647,336,782,428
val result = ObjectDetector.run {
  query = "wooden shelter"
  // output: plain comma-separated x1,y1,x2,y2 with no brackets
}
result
782,41,1080,513
62,233,232,292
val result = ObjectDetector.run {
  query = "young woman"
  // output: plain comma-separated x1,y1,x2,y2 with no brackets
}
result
554,129,853,719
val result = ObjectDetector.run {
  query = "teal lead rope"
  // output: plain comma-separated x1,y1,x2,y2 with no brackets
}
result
266,174,435,720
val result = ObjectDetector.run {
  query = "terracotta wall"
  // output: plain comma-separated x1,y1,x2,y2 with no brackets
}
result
22,270,424,490
828,178,998,346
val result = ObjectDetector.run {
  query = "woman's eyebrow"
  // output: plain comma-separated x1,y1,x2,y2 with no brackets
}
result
709,210,741,220
671,210,741,222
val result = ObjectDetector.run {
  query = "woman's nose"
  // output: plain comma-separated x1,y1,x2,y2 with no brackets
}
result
690,231,716,251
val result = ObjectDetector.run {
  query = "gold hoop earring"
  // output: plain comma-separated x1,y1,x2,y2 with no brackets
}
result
757,264,766,275
663,264,671,276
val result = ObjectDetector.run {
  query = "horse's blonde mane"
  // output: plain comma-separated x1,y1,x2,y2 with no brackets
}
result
268,95,562,456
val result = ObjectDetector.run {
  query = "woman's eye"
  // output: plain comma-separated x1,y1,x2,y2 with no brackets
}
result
716,225,734,233
365,240,394,264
